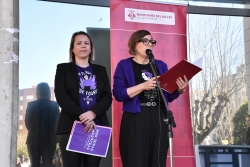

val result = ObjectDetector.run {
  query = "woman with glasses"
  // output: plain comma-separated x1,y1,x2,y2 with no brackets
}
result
113,29,188,167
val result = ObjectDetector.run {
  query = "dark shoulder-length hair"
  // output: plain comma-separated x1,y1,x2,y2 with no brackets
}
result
128,29,151,55
36,82,51,100
69,31,95,63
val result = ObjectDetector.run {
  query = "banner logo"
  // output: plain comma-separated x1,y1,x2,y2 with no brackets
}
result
128,10,136,20
125,8,175,25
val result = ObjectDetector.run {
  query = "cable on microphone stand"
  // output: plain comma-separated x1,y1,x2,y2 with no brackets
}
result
146,49,176,167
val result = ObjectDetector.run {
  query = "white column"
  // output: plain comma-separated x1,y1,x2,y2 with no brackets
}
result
244,5,250,113
0,0,19,166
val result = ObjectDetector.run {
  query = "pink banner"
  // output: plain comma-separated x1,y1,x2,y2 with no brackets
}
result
110,0,195,166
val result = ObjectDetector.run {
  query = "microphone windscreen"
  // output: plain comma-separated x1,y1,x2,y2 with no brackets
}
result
146,49,152,56
146,49,154,60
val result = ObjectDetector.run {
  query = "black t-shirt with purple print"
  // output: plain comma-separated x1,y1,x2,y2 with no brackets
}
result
131,59,163,103
76,65,100,125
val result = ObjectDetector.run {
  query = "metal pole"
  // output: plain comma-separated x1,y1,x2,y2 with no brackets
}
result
148,57,176,167
168,124,174,167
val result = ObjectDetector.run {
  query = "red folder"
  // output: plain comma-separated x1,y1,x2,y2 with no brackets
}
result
158,59,202,93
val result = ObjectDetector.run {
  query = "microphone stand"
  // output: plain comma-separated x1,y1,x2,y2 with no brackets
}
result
148,56,176,167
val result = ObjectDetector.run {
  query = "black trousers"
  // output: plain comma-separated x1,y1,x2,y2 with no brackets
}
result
119,106,169,167
27,142,56,167
58,133,101,167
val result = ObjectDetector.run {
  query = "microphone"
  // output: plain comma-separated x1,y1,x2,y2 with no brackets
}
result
146,49,154,61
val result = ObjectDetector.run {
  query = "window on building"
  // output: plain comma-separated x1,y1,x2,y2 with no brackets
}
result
20,105,23,110
26,95,34,100
19,115,23,120
20,96,23,100
19,125,23,130
188,6,247,146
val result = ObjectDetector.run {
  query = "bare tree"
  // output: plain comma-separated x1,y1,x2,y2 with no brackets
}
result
188,14,246,144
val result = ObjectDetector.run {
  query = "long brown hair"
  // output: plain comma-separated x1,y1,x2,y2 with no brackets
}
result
69,31,94,63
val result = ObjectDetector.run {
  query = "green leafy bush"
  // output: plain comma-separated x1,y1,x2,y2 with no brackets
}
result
233,101,249,145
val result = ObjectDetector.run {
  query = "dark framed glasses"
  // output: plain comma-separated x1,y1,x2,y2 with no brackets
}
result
138,38,157,47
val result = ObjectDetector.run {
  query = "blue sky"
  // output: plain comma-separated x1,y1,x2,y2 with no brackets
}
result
19,0,110,88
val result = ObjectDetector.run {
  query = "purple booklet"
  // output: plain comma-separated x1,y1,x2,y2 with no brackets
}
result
66,121,112,157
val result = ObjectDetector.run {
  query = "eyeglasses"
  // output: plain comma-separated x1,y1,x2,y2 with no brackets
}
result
138,38,157,47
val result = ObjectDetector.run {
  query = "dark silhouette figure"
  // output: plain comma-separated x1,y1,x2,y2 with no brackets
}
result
16,156,21,167
18,154,24,165
25,82,60,167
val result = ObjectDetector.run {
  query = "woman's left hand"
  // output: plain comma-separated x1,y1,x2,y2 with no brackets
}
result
176,75,188,93
84,121,96,133
79,111,96,124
